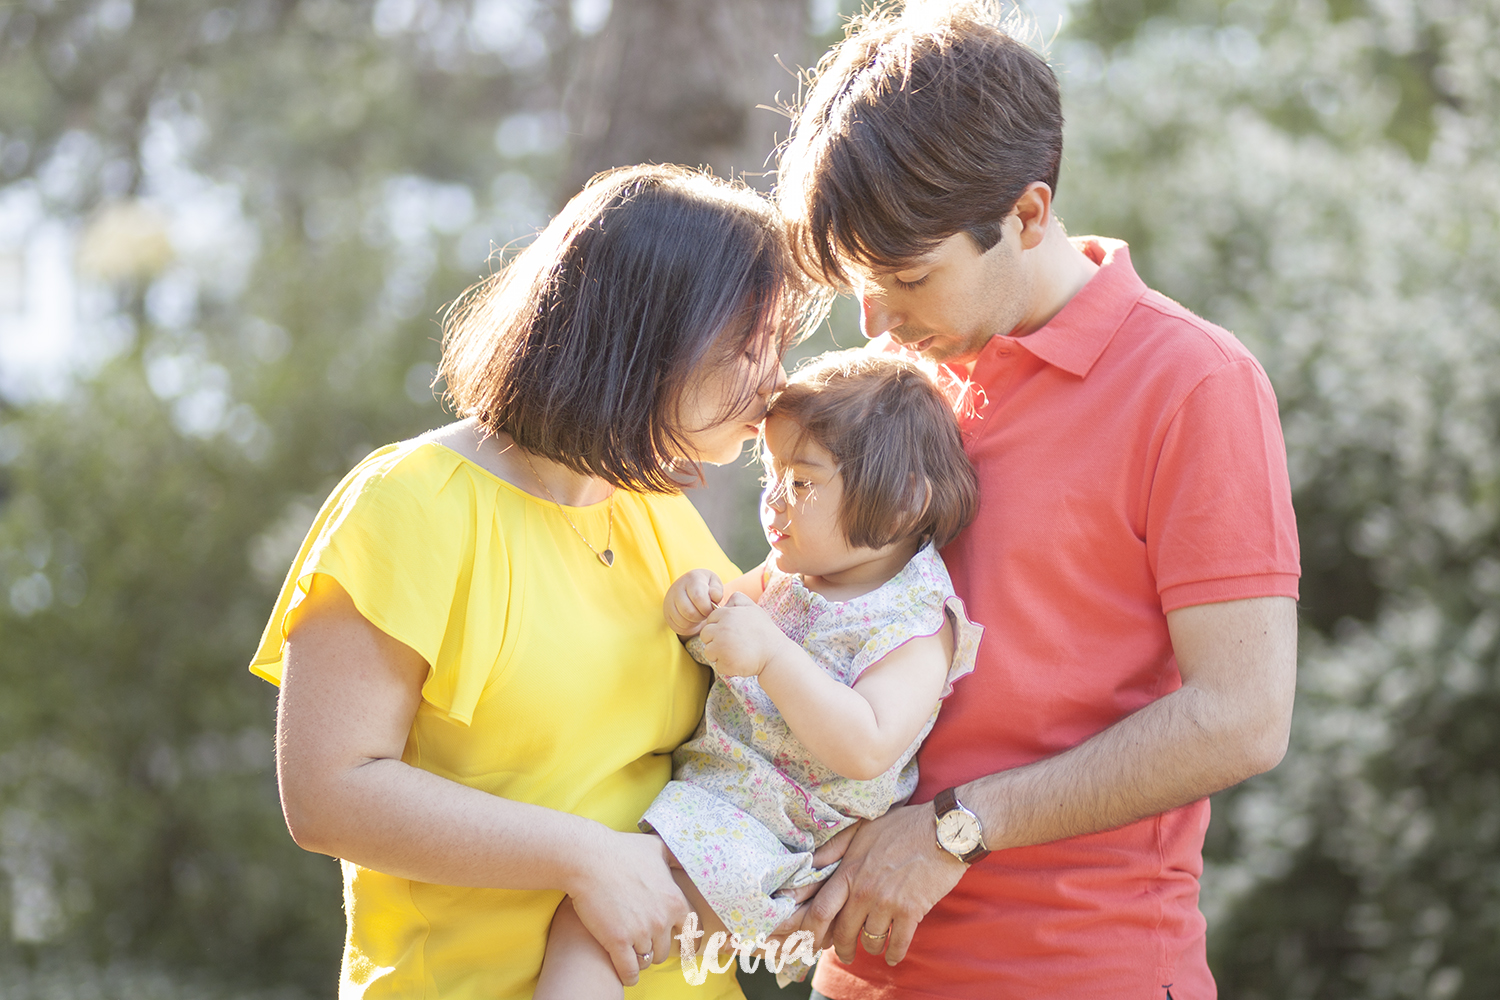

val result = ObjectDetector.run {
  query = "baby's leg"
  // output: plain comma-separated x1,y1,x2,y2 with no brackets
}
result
534,896,625,1000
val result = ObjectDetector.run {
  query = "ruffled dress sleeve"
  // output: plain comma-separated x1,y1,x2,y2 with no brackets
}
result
802,542,983,698
249,442,504,725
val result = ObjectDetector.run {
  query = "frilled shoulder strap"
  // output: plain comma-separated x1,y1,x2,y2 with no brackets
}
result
936,594,983,699
845,544,983,694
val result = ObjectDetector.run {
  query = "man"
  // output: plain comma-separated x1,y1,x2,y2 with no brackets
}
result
774,3,1301,997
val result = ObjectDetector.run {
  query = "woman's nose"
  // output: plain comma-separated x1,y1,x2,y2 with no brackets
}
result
760,359,789,396
860,295,901,340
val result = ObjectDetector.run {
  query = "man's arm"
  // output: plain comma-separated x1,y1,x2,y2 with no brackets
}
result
807,595,1297,965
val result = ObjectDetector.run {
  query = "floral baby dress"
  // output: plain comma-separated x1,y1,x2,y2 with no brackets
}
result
641,543,983,950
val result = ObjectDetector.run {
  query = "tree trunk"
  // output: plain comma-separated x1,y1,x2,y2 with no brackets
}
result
565,0,808,191
563,0,810,560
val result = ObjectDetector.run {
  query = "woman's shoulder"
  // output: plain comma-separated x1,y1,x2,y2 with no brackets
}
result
323,435,517,541
627,488,738,581
626,486,710,520
338,438,468,502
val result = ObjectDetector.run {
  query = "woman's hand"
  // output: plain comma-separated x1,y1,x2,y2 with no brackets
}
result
664,569,724,636
567,831,692,986
697,593,798,678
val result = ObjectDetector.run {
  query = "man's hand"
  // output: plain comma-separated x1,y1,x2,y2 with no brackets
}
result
764,822,862,945
804,803,966,965
668,822,860,956
790,597,1295,972
697,593,797,678
664,569,724,636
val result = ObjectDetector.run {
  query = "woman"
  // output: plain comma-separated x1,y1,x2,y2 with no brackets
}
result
248,164,829,999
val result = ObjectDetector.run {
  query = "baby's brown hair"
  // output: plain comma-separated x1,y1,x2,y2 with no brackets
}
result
768,350,978,550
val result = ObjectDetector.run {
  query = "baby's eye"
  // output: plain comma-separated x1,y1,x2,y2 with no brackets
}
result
761,475,789,501
785,480,815,504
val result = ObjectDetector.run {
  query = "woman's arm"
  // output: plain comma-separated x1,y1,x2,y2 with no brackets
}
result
278,572,687,985
697,594,954,780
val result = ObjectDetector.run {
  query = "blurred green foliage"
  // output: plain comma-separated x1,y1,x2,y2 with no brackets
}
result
0,0,562,991
1061,1,1500,997
0,0,1496,997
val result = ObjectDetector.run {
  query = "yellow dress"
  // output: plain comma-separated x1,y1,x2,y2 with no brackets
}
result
250,440,744,1000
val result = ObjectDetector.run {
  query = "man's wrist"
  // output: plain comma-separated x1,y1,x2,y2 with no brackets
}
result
933,786,991,864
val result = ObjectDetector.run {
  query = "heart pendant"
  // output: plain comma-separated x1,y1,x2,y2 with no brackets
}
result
598,549,615,568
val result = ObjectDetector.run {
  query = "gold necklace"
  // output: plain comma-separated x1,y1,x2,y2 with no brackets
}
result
522,451,615,567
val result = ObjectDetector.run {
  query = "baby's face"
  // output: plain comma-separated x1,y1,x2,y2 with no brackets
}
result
759,414,864,581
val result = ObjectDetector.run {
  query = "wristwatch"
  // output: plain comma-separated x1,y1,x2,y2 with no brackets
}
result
933,786,990,864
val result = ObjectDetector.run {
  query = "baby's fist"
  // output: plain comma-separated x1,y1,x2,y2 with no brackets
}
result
664,569,724,636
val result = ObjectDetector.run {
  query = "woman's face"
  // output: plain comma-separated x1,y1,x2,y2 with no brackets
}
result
675,326,789,465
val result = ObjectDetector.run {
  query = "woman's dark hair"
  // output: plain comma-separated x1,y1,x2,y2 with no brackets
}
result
777,0,1063,285
768,350,978,550
440,164,831,493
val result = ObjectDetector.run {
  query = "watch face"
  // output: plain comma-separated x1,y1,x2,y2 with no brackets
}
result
937,811,982,854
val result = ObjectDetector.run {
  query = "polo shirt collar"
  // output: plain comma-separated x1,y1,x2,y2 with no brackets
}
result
1002,237,1146,379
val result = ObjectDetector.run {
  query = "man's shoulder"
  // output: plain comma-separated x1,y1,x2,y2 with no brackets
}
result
1066,238,1261,381
1097,283,1267,401
1128,286,1256,367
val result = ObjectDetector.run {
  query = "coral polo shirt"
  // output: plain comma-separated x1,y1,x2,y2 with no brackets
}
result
813,239,1300,999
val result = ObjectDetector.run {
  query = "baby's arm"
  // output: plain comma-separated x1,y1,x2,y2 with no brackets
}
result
698,596,954,780
663,564,766,637
535,896,626,1000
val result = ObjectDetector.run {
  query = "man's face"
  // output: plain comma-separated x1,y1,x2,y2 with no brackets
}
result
852,225,1035,366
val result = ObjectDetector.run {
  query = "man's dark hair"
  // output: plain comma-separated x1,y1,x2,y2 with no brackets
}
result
439,164,830,493
768,350,978,550
778,0,1063,285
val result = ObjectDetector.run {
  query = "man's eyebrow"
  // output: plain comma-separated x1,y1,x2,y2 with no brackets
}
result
880,255,941,278
854,259,931,284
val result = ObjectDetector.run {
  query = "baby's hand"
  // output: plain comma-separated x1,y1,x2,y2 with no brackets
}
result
664,569,724,636
697,593,792,678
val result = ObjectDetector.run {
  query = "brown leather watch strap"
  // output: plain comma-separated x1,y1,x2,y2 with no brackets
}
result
934,786,991,864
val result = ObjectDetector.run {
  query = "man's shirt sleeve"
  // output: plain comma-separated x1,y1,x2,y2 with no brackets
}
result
1147,357,1301,612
